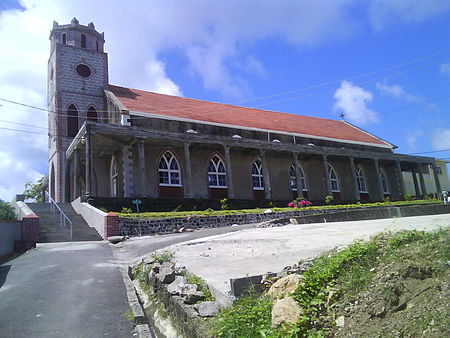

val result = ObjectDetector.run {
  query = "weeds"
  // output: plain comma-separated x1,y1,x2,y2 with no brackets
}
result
184,272,215,302
122,309,135,322
151,250,174,264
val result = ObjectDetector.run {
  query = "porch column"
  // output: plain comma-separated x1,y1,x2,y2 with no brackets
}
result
292,152,304,199
260,149,272,199
373,159,385,200
411,167,420,198
417,162,427,197
85,124,92,198
137,139,146,197
73,150,78,200
183,142,193,198
348,156,360,201
322,155,332,196
431,162,442,196
395,161,405,197
223,145,234,198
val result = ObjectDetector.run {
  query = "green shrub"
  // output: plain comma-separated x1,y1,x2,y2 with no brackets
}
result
220,198,229,210
325,195,334,205
404,193,413,201
121,207,132,214
0,199,16,220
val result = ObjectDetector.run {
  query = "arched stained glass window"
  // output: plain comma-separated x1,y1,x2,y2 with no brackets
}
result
252,159,264,190
290,164,308,191
159,151,181,186
208,155,227,188
87,106,98,122
356,166,368,193
328,164,340,192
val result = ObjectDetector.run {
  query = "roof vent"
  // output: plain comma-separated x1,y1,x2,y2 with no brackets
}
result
186,129,198,134
232,134,242,139
272,139,281,143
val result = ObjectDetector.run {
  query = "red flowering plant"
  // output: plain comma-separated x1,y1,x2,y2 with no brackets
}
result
288,198,313,208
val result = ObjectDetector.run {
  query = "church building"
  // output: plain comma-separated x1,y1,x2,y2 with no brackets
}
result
47,19,442,206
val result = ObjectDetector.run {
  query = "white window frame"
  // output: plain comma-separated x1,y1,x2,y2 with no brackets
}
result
328,164,340,192
356,166,368,193
208,155,227,188
110,157,118,197
252,159,264,191
290,164,308,192
159,151,182,187
380,168,390,194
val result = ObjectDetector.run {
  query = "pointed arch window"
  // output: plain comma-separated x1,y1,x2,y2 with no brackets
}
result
356,166,368,193
87,106,98,122
111,157,118,197
67,104,79,138
252,159,264,190
62,33,66,45
380,169,390,194
328,164,340,192
208,155,227,188
290,164,308,192
159,151,181,186
81,34,86,48
96,40,99,51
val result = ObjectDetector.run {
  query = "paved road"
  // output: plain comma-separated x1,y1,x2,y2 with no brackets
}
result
0,242,134,338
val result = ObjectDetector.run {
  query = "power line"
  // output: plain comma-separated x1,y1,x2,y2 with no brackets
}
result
408,148,450,155
0,119,47,130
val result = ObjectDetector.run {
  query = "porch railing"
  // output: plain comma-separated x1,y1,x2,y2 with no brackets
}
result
45,191,73,241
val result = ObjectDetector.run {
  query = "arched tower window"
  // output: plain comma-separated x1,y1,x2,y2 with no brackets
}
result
81,34,86,48
110,157,118,197
62,33,66,45
96,40,99,51
67,104,79,138
252,159,264,190
208,155,227,188
328,164,340,192
356,166,368,193
290,164,308,191
87,106,98,122
380,169,390,194
159,151,181,186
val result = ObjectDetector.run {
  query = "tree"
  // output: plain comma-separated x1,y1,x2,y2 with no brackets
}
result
24,176,46,203
0,199,16,220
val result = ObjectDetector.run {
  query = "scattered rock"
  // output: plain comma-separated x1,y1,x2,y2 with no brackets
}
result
143,255,156,265
156,263,176,284
271,296,302,328
166,276,188,295
336,315,345,327
290,218,298,225
194,301,221,317
268,274,302,299
107,236,125,244
264,209,273,213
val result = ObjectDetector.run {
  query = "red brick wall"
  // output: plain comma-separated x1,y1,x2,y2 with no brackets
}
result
104,212,120,238
21,214,39,248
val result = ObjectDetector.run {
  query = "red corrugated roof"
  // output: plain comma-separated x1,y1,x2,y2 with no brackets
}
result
109,85,391,147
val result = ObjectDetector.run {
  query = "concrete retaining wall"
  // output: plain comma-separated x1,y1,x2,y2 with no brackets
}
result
120,203,448,236
72,197,106,238
0,221,21,258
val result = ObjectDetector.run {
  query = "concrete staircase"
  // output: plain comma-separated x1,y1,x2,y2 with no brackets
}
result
27,203,103,243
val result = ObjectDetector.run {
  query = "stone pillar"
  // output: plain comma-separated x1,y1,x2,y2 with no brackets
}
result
223,145,234,199
292,152,304,199
21,214,39,249
395,161,405,198
322,155,332,196
85,124,92,198
121,145,134,197
260,149,272,199
104,212,120,239
373,159,385,200
137,139,146,197
417,162,427,198
411,167,420,198
73,150,78,200
431,162,442,196
348,157,360,201
183,142,193,198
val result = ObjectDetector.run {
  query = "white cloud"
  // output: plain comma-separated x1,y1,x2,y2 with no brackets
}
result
406,130,422,149
333,80,378,125
375,82,419,102
369,0,450,30
431,128,450,151
440,63,450,76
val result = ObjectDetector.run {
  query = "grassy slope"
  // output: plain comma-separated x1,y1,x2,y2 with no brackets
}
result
208,228,449,337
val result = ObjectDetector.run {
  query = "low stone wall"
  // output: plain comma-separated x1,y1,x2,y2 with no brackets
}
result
119,203,447,236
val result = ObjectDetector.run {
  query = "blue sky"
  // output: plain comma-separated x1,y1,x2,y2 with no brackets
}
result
0,0,449,200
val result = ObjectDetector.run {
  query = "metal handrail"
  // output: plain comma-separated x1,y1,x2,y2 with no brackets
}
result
45,191,73,241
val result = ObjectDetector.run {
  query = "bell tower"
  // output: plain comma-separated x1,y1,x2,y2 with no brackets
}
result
48,18,108,202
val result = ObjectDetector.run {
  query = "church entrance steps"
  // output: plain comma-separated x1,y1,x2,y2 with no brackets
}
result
26,203,103,243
